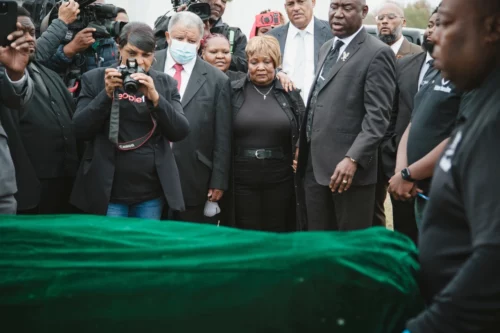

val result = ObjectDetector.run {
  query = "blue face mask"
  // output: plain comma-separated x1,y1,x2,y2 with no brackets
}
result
169,39,198,64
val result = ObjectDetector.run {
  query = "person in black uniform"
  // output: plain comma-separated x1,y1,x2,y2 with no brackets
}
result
70,22,190,219
388,3,463,228
230,35,305,232
404,0,500,332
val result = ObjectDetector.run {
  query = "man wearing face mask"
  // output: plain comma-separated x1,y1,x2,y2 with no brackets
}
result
154,0,247,72
153,12,232,224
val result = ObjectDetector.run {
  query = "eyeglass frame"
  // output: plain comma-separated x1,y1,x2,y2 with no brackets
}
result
375,13,404,21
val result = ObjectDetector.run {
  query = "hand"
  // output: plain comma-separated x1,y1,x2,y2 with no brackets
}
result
276,71,296,92
208,189,224,202
131,73,160,106
0,23,32,80
329,157,358,193
58,0,80,25
292,147,299,173
176,4,188,12
104,68,123,98
388,171,419,201
63,28,96,58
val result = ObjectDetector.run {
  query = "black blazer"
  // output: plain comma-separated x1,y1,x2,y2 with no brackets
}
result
267,18,333,70
380,52,427,178
152,51,232,207
0,63,74,211
70,67,190,215
297,29,396,187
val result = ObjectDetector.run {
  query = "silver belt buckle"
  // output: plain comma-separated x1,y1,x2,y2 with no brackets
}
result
255,149,266,159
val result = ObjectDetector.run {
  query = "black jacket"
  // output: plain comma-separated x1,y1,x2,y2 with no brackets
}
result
70,67,190,215
154,16,248,72
228,77,307,230
0,62,75,211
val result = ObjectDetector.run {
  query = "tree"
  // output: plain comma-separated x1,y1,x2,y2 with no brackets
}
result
403,0,433,29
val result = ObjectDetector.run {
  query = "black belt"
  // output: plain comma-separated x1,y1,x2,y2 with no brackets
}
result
237,147,285,160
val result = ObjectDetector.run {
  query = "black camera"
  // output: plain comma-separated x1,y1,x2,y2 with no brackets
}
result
171,0,211,21
118,58,146,94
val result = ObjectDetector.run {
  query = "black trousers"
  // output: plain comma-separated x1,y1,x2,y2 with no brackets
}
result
304,154,375,231
234,157,294,232
391,196,418,244
18,178,78,215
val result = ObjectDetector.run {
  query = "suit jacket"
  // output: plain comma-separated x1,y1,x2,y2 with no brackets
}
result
297,28,396,186
380,52,427,178
267,18,333,70
70,67,190,215
396,39,423,59
153,50,232,207
0,63,74,211
0,68,34,213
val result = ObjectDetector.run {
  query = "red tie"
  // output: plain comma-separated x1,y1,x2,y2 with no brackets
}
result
173,63,184,91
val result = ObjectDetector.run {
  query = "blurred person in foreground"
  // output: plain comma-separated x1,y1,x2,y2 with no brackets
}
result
0,20,35,214
1,7,80,215
249,10,287,38
268,0,333,102
201,33,296,90
229,35,305,231
152,12,232,224
404,0,500,332
380,9,439,243
70,22,189,219
296,0,396,231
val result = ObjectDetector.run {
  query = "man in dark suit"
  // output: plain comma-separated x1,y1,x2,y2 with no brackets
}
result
379,10,438,242
372,1,423,227
296,0,396,231
268,0,333,102
0,20,35,214
153,12,232,223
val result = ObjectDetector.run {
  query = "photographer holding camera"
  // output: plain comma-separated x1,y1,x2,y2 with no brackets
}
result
35,0,121,94
155,0,248,72
69,22,190,219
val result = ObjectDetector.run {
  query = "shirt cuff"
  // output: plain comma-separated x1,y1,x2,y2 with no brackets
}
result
57,44,74,62
6,69,29,93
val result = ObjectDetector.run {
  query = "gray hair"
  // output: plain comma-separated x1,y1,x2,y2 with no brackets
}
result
168,12,204,40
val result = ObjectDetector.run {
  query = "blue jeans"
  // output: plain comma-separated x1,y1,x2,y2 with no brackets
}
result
414,196,427,229
106,198,165,220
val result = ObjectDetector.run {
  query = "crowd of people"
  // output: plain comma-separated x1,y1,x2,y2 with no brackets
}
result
1,0,500,331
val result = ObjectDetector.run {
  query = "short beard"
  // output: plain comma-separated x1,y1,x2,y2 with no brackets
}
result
422,39,434,55
377,25,402,46
379,33,398,45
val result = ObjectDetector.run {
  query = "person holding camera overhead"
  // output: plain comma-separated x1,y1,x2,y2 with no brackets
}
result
70,22,190,219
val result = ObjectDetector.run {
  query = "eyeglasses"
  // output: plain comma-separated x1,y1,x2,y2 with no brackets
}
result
375,13,403,21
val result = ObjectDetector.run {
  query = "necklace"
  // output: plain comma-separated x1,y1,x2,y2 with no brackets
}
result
252,84,274,100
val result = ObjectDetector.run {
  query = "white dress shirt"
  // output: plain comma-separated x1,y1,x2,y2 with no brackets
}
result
6,69,29,94
282,20,315,102
164,50,197,100
332,25,364,61
418,52,434,90
390,36,405,55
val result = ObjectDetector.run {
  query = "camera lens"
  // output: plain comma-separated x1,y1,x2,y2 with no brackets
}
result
262,16,271,24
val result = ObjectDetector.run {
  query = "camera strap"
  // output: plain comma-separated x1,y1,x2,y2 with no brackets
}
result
109,89,157,151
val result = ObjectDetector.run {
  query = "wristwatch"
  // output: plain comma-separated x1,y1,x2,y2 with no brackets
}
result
401,167,415,182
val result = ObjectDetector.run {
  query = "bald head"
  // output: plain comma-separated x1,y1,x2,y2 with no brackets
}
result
377,2,403,17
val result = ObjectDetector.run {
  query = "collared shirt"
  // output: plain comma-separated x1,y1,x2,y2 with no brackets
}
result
5,69,29,94
407,68,462,193
164,50,197,100
418,52,434,89
282,19,315,102
390,36,405,55
333,25,364,61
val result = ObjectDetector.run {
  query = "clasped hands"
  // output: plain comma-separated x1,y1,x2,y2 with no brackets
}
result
388,170,422,201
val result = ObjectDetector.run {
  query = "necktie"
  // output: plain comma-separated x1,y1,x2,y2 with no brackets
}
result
306,39,344,142
420,59,436,89
294,30,307,100
173,63,184,92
